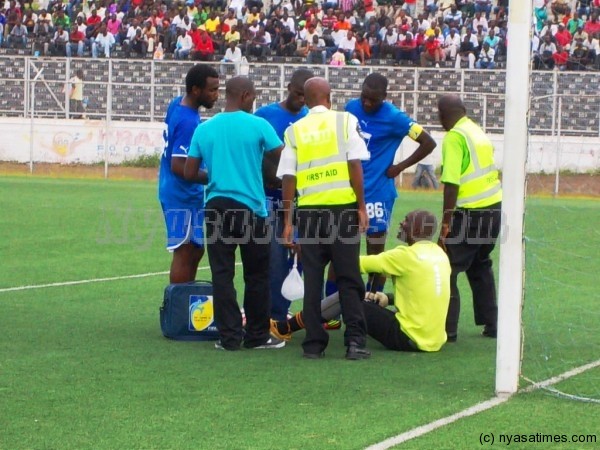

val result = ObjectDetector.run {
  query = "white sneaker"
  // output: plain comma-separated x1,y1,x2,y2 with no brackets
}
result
435,63,440,68
253,337,286,349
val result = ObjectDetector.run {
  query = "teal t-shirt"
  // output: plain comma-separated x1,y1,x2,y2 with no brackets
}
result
189,111,282,217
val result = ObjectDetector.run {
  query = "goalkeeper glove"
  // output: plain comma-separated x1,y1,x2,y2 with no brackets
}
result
364,292,389,308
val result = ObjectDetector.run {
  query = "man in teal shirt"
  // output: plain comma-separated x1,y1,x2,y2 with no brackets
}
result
184,76,285,351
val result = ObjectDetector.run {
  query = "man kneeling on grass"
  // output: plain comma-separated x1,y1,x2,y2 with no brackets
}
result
271,210,451,353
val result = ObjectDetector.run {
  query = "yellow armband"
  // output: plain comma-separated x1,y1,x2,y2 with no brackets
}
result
408,123,423,140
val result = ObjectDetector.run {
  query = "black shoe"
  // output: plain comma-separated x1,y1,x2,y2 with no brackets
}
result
345,344,371,360
303,351,325,359
447,333,458,343
482,326,497,338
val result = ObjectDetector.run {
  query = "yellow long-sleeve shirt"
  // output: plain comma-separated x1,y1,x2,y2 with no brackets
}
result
359,241,451,351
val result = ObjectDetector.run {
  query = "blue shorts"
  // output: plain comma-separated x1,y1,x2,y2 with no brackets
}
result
161,203,204,251
365,198,395,236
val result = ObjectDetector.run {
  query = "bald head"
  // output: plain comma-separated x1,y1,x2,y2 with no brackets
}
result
438,94,467,131
225,76,255,112
226,76,254,98
398,210,438,244
304,77,331,109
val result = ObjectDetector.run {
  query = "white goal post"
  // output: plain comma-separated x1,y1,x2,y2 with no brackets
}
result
495,0,533,395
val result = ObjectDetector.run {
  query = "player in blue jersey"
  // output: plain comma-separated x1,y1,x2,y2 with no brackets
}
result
326,72,437,299
158,64,220,284
254,68,314,322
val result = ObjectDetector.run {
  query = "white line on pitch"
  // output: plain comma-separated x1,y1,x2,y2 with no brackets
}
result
0,263,240,293
365,359,600,450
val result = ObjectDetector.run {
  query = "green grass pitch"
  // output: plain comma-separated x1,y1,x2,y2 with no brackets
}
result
0,176,598,449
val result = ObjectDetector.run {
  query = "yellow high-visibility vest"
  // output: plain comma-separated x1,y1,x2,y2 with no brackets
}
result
453,118,502,208
285,110,356,207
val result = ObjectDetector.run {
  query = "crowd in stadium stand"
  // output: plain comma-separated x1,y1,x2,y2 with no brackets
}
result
0,0,599,70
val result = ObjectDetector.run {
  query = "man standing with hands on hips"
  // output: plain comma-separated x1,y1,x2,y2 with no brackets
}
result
437,94,502,342
278,77,371,360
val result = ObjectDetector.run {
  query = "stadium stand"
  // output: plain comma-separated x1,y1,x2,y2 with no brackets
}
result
1,55,598,139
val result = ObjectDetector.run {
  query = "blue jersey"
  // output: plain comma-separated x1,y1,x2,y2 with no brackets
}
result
345,99,418,201
188,111,283,217
158,96,203,207
254,102,309,140
255,102,308,207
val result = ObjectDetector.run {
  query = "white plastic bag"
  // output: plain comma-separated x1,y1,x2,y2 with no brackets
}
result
281,253,304,301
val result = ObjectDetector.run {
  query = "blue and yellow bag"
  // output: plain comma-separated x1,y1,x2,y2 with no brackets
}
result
160,281,219,341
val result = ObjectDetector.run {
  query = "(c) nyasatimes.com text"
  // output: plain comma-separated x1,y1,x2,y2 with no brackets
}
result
479,432,597,446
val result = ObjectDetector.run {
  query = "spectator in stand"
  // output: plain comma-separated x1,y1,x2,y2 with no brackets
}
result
7,17,27,49
567,11,585,34
53,9,70,32
211,25,226,54
483,27,500,52
225,24,241,45
64,69,84,119
221,40,243,74
50,24,69,55
174,27,193,59
322,8,338,29
582,32,599,67
577,0,591,17
445,4,463,27
456,33,477,68
474,24,487,53
475,41,495,68
142,20,157,54
124,27,147,58
366,22,381,58
354,33,371,63
23,9,36,35
276,25,296,56
338,28,356,61
425,0,439,18
248,28,270,59
443,27,461,61
584,12,600,35
34,9,53,37
66,23,85,57
307,33,327,64
380,25,398,58
396,30,418,64
572,24,589,43
471,11,488,32
474,0,492,19
569,37,589,68
552,43,569,69
205,11,221,33
551,0,570,21
106,14,121,43
86,9,102,38
534,34,558,69
554,23,573,49
420,33,443,67
92,25,115,58
191,29,214,60
403,0,417,17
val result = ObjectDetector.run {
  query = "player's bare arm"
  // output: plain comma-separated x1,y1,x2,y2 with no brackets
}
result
438,182,459,251
281,174,297,247
182,155,208,184
348,158,368,233
385,129,437,178
262,145,284,190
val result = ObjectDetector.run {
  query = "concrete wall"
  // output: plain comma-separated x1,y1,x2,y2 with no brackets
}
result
0,118,598,173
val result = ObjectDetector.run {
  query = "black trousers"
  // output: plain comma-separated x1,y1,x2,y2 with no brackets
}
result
297,205,367,354
445,203,502,337
205,197,271,350
362,302,419,352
